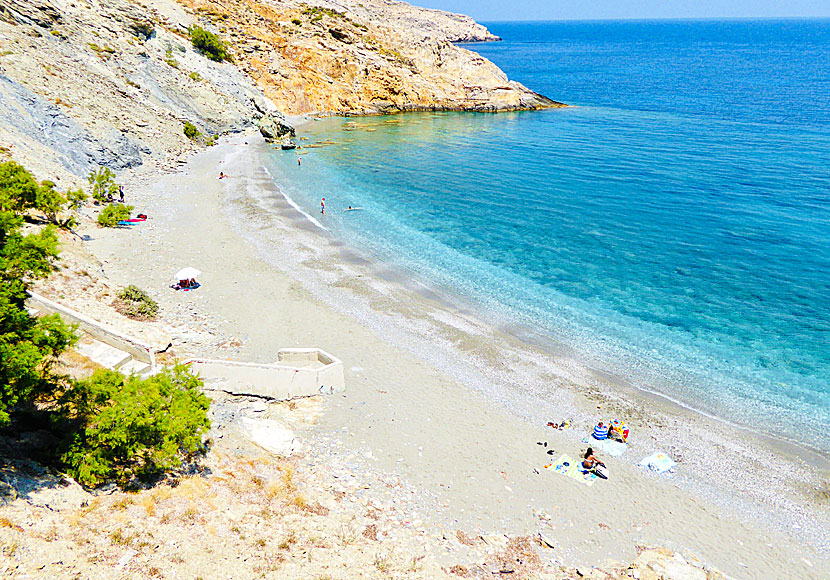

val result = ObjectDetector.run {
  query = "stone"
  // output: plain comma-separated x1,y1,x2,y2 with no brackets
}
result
240,417,302,456
259,113,295,142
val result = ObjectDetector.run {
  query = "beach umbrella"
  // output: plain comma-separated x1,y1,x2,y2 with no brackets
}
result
175,267,201,280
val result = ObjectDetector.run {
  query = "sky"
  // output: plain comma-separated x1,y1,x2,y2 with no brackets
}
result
413,1,830,22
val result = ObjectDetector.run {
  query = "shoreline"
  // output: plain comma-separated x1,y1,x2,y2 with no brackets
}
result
82,131,828,579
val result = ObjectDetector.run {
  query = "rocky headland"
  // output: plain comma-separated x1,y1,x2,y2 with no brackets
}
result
0,0,560,186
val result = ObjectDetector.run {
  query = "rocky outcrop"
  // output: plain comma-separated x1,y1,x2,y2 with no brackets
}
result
0,0,562,182
178,0,563,115
317,0,502,42
0,0,281,182
0,74,146,175
0,0,61,28
258,112,295,144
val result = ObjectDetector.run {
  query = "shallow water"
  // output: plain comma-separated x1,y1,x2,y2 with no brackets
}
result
265,19,830,452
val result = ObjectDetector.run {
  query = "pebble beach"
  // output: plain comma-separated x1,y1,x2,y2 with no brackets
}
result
65,130,829,580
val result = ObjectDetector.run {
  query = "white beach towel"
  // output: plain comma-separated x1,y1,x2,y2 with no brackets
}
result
638,451,677,474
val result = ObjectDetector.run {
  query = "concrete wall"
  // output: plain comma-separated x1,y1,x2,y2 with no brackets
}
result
26,291,156,369
185,348,345,400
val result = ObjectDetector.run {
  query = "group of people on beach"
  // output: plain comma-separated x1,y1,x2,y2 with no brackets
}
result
104,185,126,204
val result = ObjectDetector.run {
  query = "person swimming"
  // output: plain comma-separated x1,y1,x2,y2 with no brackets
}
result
345,206,363,211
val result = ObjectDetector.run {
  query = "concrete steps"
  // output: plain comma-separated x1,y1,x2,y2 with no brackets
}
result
73,338,154,377
75,340,133,369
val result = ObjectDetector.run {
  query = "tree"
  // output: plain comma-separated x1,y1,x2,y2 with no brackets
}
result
87,167,119,204
0,161,73,224
97,203,133,227
188,24,232,62
0,166,75,425
59,365,211,487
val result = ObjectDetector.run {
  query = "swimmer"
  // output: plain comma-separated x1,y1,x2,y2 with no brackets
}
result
344,206,363,211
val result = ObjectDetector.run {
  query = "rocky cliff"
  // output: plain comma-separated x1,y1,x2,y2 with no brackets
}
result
0,0,284,183
0,0,559,181
179,0,560,114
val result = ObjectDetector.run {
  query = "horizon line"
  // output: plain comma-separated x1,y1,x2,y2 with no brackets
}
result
477,15,830,24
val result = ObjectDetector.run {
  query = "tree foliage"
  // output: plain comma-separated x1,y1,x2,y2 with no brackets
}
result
59,365,210,487
188,24,232,62
183,121,201,140
87,166,119,204
0,165,75,425
1,161,211,488
0,161,77,224
97,203,133,227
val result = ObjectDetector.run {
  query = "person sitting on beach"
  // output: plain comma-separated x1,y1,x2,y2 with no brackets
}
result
582,447,605,472
592,421,609,440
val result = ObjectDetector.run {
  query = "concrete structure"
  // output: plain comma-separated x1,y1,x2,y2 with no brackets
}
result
26,291,158,373
184,348,345,400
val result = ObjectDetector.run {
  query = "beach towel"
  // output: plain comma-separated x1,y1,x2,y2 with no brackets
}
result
583,437,628,457
544,454,596,486
638,451,677,474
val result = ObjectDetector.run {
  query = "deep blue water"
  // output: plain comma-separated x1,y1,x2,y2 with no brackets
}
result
266,20,830,451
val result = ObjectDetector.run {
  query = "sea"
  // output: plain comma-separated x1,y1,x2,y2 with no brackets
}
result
264,19,830,453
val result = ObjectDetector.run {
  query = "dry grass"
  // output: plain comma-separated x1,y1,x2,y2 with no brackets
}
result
0,516,22,531
59,348,104,379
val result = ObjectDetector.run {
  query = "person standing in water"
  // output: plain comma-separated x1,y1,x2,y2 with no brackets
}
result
297,156,302,167
321,198,326,215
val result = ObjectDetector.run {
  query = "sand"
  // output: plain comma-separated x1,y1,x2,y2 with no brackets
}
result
82,130,828,579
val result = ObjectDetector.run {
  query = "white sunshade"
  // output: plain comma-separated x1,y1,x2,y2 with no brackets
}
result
174,267,202,280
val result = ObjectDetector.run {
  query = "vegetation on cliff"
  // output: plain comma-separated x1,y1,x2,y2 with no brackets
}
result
188,23,232,62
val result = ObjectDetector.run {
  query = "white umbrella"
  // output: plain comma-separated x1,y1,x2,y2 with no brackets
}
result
175,267,201,280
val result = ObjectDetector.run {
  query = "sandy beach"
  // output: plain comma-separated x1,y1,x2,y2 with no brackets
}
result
76,130,829,579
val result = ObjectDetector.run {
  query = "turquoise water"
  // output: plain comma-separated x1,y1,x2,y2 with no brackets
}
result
265,20,830,451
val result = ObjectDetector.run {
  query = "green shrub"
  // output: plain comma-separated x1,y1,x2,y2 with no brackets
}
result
183,121,201,140
97,203,133,227
188,24,232,62
115,285,158,320
291,18,302,25
66,188,87,210
87,167,119,204
59,365,211,487
164,47,178,68
188,71,203,82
